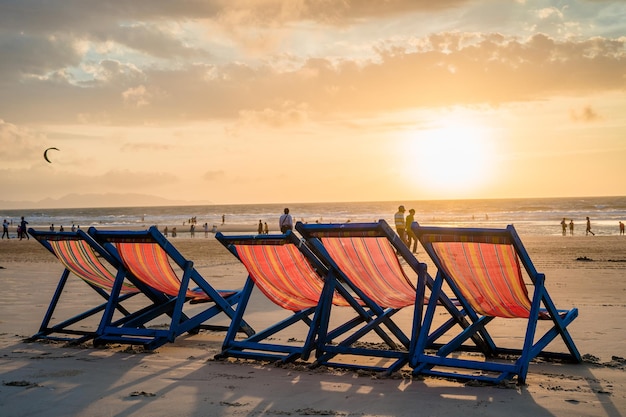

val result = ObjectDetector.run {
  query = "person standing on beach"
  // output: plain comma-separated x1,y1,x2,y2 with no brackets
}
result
405,209,417,253
19,216,29,240
560,218,567,236
569,220,574,235
586,217,595,236
2,219,9,239
279,208,293,233
619,221,625,235
203,222,209,238
394,205,407,244
264,222,269,234
258,220,263,235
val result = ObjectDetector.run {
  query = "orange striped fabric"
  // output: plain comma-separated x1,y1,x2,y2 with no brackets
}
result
235,244,351,311
431,241,531,318
115,242,217,302
50,239,137,294
320,237,416,309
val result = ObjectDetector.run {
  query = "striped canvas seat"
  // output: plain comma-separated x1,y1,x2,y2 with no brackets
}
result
430,241,531,318
410,224,581,384
50,239,137,294
115,242,236,303
320,236,416,309
234,243,351,311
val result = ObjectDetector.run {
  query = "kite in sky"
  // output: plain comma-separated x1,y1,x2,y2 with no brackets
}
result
43,147,59,163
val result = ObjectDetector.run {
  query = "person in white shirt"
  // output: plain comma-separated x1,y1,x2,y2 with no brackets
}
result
279,208,293,233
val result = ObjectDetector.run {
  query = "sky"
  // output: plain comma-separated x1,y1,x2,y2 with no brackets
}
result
1,0,625,208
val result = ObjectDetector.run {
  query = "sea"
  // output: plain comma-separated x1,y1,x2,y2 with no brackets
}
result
2,196,626,238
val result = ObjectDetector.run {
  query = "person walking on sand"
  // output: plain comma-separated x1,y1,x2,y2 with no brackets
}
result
560,218,567,236
394,205,407,245
586,217,595,236
2,219,9,239
405,209,418,253
263,222,269,234
569,219,574,235
620,221,625,235
279,208,293,233
19,216,29,240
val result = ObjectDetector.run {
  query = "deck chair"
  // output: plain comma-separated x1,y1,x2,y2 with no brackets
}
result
296,220,469,374
410,223,581,384
28,228,167,344
214,231,358,363
88,226,254,350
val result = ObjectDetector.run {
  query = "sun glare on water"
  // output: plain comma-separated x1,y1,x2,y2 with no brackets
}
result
407,123,495,198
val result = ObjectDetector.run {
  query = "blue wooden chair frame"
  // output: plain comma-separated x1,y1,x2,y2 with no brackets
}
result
28,228,168,345
215,230,407,365
296,220,473,374
88,226,254,350
410,223,581,384
214,231,327,363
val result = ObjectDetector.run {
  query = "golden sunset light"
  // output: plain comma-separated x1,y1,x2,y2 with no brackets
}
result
0,1,624,208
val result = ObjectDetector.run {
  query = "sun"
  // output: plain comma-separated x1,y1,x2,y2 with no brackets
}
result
406,122,494,198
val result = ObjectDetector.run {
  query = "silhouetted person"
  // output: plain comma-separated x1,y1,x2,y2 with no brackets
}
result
2,219,9,239
405,208,417,253
394,205,407,244
569,220,574,235
279,208,293,233
19,216,29,240
586,217,595,236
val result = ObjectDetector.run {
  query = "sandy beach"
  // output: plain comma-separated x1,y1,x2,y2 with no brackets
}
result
1,231,625,417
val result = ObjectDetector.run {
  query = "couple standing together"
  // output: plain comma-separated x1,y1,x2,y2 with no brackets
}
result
395,205,417,253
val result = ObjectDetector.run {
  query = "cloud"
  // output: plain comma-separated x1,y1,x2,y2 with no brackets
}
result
120,142,172,151
202,170,226,181
570,105,602,122
0,1,624,127
0,119,48,162
122,85,152,107
237,102,309,128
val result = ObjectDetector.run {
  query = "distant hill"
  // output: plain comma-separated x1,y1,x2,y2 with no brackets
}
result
0,193,212,210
